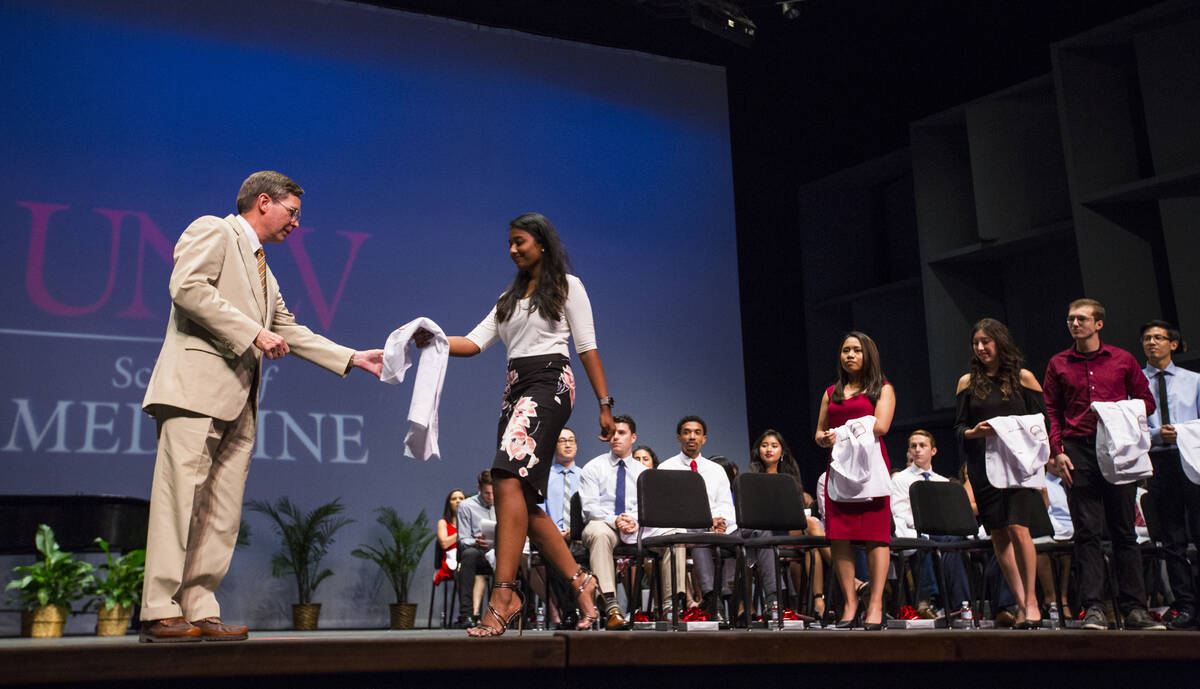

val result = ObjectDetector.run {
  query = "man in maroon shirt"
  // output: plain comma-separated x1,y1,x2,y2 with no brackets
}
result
1044,298,1164,630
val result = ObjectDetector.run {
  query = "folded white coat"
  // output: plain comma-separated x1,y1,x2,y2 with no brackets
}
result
1173,419,1200,485
984,414,1049,489
381,317,449,461
1090,400,1153,484
828,415,891,502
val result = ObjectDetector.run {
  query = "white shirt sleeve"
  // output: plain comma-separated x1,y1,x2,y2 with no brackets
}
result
579,458,613,524
464,304,500,353
564,276,596,354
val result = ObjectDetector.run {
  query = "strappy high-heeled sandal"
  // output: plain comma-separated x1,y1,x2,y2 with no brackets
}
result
467,582,525,638
569,568,599,631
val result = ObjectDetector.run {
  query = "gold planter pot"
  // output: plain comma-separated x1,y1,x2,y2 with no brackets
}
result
292,603,321,630
95,604,134,636
389,603,417,630
21,604,70,638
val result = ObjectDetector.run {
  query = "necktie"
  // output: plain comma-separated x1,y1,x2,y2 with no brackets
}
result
922,471,931,481
614,459,626,516
690,459,698,472
561,469,572,531
1157,372,1171,427
255,248,268,302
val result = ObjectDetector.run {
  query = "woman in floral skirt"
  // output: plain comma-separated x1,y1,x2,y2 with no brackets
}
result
446,212,614,637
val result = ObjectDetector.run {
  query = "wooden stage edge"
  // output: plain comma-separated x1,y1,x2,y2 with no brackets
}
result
1,628,1198,686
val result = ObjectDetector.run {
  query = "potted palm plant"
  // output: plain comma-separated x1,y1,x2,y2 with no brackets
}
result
247,496,353,630
351,508,436,629
6,524,95,638
85,537,145,636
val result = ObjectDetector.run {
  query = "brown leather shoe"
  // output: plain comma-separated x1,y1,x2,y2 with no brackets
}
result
190,616,249,641
605,608,628,630
139,616,202,643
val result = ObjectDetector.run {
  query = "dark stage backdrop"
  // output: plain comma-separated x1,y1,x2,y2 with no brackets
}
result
0,0,744,629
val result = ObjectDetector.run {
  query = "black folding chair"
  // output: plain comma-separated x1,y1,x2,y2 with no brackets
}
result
427,542,458,628
734,473,829,629
637,469,743,630
909,481,994,624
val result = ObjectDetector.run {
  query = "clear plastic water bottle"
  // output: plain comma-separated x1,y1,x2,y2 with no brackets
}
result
535,603,546,630
1048,602,1060,629
959,601,974,630
769,600,780,627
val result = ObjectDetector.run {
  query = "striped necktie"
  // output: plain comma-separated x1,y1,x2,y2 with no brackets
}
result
561,468,572,531
255,248,268,301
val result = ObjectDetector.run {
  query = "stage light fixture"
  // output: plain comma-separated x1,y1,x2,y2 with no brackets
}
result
780,1,804,20
688,0,756,47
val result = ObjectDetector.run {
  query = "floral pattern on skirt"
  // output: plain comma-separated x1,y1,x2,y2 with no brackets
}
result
492,354,574,496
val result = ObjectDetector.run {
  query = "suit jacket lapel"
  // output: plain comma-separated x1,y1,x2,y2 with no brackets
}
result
226,215,268,323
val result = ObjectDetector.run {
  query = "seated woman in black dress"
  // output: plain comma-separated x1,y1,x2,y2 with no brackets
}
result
954,318,1047,629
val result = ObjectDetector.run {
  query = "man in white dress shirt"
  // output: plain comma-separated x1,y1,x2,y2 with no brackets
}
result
890,430,968,616
580,415,685,629
659,415,738,621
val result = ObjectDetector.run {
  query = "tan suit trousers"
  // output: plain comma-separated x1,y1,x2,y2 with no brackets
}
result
582,520,686,606
140,401,255,621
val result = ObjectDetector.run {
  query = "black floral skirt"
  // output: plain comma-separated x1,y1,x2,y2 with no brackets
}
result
491,354,575,497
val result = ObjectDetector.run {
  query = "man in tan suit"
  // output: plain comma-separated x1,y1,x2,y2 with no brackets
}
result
139,171,384,642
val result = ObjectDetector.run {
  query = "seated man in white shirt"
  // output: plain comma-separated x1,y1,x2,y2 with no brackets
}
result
581,414,685,629
659,415,738,621
890,430,968,616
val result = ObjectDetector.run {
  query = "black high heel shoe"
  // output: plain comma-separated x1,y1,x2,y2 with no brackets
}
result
570,568,600,631
834,609,862,630
467,582,525,638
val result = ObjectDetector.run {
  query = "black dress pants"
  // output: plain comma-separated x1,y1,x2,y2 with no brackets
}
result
1149,449,1200,614
457,546,493,618
1063,437,1147,614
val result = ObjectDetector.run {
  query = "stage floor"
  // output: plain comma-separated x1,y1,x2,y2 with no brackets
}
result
2,627,1198,688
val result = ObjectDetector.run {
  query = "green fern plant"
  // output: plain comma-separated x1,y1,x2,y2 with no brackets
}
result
246,497,354,604
351,508,435,604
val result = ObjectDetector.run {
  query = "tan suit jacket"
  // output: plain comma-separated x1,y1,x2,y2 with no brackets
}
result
142,214,353,420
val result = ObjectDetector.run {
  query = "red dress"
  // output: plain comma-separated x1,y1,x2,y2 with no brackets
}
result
822,385,892,542
434,520,457,584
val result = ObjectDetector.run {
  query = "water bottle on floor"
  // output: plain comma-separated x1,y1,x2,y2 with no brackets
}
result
959,601,974,630
535,603,546,631
1048,602,1060,629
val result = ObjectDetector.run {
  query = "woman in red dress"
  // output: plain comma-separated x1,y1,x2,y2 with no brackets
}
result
434,489,466,585
814,331,895,630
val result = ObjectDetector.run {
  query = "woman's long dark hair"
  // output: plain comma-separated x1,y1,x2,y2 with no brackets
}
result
832,331,886,404
967,318,1024,401
434,489,464,568
495,213,572,323
441,489,464,523
749,429,802,480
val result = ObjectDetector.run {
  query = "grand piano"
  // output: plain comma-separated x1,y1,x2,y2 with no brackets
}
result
0,495,150,555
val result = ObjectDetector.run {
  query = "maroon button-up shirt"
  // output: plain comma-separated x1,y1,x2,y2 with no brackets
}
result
1042,341,1156,456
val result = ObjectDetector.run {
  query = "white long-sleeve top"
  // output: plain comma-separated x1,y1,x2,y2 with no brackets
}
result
658,453,738,533
465,274,596,359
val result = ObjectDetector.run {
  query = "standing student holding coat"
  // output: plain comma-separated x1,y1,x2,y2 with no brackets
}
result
444,213,614,637
814,331,894,630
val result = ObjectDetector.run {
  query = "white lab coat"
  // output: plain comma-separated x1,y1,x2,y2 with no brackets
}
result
382,317,449,461
1091,400,1154,485
984,414,1049,489
827,415,891,502
1172,419,1200,486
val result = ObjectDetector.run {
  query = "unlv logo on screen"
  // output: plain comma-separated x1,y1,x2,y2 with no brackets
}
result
16,202,369,331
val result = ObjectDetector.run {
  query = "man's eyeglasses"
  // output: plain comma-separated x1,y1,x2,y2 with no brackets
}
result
557,438,576,445
273,198,301,221
1142,334,1170,343
1066,315,1093,324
